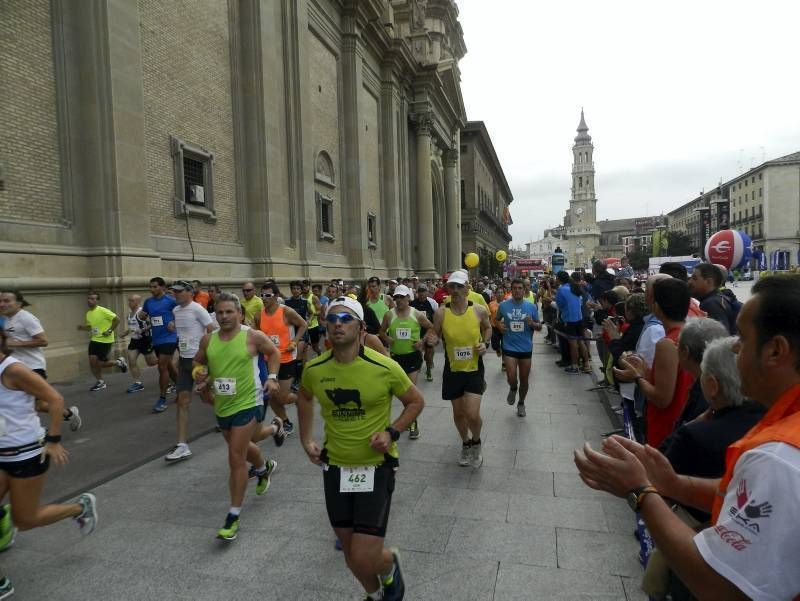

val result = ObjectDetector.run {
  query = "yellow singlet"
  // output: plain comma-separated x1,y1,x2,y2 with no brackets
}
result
442,301,481,372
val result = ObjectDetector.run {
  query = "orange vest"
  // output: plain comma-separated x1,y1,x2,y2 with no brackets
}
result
712,383,800,523
258,306,296,364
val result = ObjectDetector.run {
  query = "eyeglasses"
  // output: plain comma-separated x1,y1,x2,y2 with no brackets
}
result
326,312,359,325
260,293,274,298
242,288,254,293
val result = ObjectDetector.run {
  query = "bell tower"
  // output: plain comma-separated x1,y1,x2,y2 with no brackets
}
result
567,109,600,268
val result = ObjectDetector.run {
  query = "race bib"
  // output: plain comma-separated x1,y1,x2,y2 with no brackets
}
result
178,339,189,352
395,328,411,340
339,465,375,493
151,315,164,327
213,378,237,396
510,321,524,332
268,335,280,346
91,327,100,336
454,346,473,361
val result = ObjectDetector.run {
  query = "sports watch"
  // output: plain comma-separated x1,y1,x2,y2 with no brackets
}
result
385,427,400,442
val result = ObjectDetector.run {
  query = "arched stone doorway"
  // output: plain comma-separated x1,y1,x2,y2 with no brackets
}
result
431,165,447,276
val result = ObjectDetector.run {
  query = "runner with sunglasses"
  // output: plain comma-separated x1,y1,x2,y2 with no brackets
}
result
379,285,433,440
254,282,308,436
428,270,493,468
298,296,424,600
239,281,263,328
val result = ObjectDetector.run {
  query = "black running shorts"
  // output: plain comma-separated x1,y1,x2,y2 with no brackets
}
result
391,351,423,375
0,454,49,479
87,341,112,361
502,350,532,360
322,463,396,538
128,336,154,355
277,361,296,381
441,358,485,400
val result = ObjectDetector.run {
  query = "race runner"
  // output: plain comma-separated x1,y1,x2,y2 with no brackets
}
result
121,293,157,394
139,277,178,412
78,291,127,392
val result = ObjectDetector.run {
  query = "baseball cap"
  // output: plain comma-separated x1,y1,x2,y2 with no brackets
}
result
327,296,364,321
170,280,194,291
393,285,412,298
388,279,398,285
447,271,468,286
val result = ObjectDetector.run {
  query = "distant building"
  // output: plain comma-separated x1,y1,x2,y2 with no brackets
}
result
595,216,665,259
460,120,513,275
526,232,562,258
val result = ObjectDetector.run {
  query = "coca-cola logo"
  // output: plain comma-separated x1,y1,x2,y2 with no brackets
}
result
713,525,751,551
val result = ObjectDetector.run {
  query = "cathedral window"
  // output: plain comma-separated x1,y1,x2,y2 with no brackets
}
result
578,176,583,188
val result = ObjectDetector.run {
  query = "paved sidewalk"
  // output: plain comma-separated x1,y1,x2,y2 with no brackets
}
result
6,341,646,600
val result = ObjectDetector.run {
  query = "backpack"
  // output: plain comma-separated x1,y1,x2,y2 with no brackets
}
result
720,289,742,329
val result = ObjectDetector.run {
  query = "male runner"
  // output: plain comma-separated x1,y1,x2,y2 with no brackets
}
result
121,293,157,394
497,279,541,417
193,292,281,541
139,277,178,412
298,296,424,600
165,281,214,462
380,285,433,440
255,282,307,437
428,271,492,468
78,291,127,391
522,278,537,304
284,281,310,405
409,284,438,382
365,277,394,325
239,281,263,327
302,280,323,356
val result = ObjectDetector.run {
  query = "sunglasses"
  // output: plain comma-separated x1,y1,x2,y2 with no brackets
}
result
242,288,254,293
326,312,359,325
261,292,274,298
447,283,465,289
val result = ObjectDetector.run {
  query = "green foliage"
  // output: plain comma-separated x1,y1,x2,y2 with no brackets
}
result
665,231,695,255
628,249,650,270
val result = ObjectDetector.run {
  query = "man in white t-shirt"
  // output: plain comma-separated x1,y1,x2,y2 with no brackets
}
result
165,281,214,462
575,275,800,601
0,291,81,431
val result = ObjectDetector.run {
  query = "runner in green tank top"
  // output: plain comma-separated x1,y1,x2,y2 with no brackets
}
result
365,276,394,324
379,285,433,440
302,279,323,356
193,292,283,542
297,295,424,601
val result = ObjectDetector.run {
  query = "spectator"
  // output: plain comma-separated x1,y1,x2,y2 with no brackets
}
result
617,256,635,280
575,274,800,601
619,278,693,448
672,318,729,427
606,293,648,378
688,264,737,334
555,270,590,374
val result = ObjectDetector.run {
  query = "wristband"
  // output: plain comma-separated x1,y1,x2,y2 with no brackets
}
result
385,427,400,442
191,365,207,380
45,434,62,444
266,374,278,381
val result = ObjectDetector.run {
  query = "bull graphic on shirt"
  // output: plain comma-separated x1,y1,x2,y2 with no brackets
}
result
325,388,362,410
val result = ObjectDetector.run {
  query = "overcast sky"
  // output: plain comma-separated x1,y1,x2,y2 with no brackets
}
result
456,0,800,246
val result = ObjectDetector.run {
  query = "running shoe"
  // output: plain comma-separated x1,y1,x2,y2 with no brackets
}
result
382,548,406,601
0,505,16,553
165,443,192,462
248,465,257,480
75,493,98,536
89,381,106,392
152,397,168,413
516,403,527,418
217,514,240,541
255,459,278,495
127,382,145,393
470,442,483,469
564,366,580,374
115,357,128,373
458,442,472,467
283,419,295,436
68,406,82,432
506,387,517,406
0,577,13,600
271,417,286,447
408,420,420,440
166,383,176,395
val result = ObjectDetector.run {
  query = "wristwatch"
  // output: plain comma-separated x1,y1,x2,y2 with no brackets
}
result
626,486,660,512
385,427,400,442
266,374,278,381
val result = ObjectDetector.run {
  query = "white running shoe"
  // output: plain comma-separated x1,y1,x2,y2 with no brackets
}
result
68,406,82,432
165,443,192,462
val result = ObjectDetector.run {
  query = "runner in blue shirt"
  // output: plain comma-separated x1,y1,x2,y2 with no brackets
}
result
555,270,591,374
138,277,178,412
497,279,541,417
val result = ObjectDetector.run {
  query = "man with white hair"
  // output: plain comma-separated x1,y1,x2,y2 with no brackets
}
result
298,295,424,601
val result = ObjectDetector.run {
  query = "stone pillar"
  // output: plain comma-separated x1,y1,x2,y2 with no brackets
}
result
413,112,436,276
443,148,460,271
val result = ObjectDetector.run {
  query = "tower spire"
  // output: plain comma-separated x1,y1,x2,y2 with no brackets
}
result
575,109,591,143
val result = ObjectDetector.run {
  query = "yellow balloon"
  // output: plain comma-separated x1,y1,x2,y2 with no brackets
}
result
464,252,480,269
495,250,507,262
